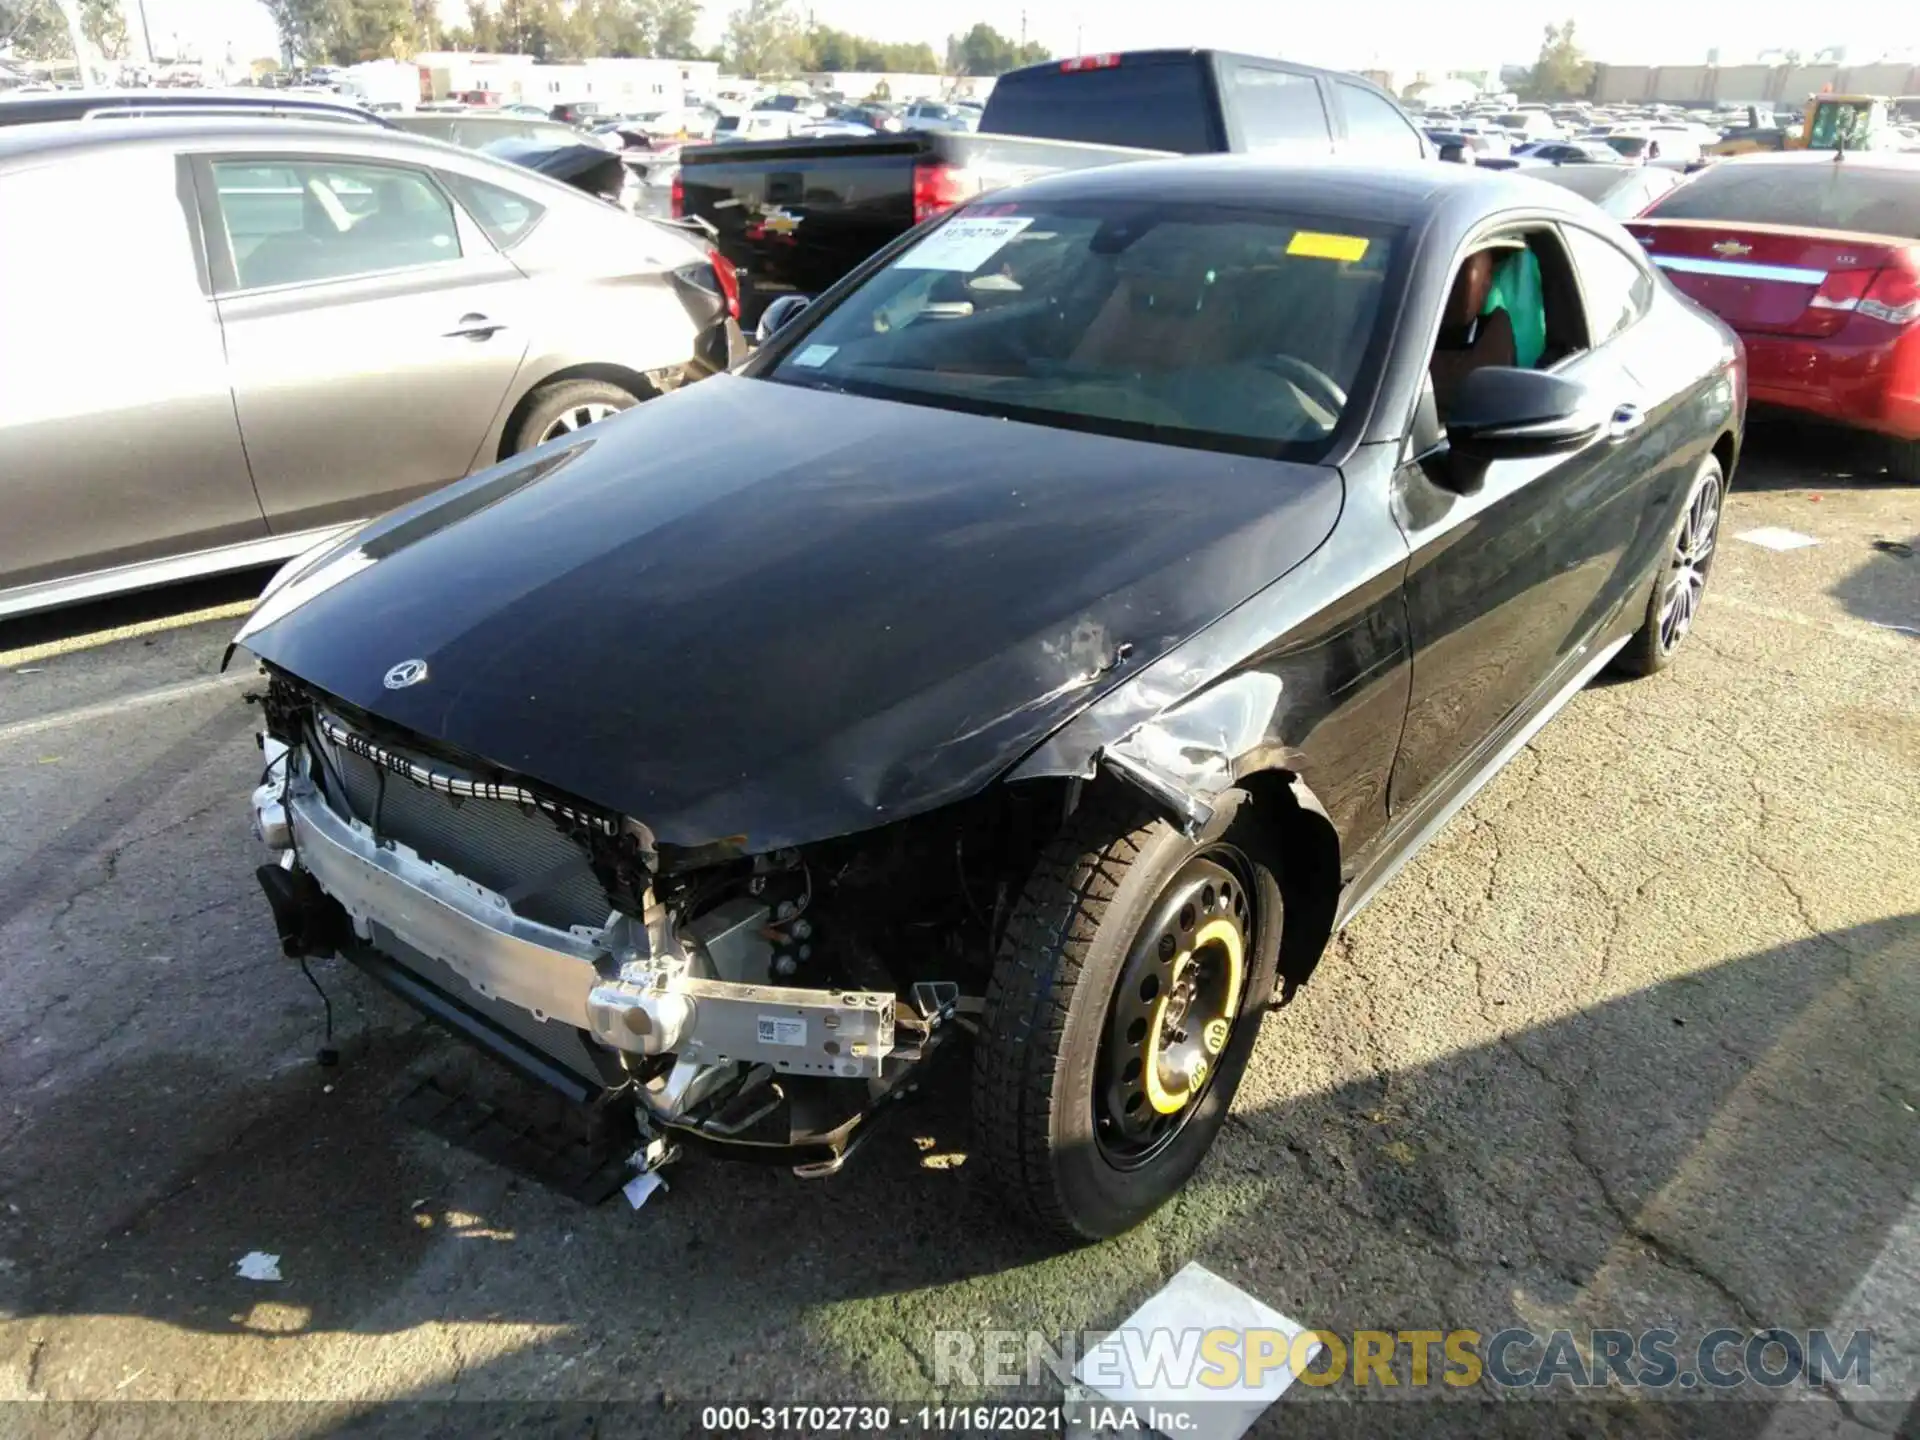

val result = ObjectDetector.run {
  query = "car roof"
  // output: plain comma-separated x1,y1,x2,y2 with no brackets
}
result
994,48,1402,99
1713,148,1920,173
1530,164,1639,199
0,114,460,167
994,155,1599,231
0,87,387,127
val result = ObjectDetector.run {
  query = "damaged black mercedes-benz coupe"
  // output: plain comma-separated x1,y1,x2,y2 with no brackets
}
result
235,158,1743,1241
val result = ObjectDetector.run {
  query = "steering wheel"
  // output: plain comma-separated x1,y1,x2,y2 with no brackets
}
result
1259,355,1348,417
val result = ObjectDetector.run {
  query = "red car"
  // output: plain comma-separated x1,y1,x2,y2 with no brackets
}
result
1626,151,1920,480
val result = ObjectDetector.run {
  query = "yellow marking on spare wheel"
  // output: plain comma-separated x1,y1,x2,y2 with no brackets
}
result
1139,918,1247,1116
1195,917,1246,1020
1287,230,1370,263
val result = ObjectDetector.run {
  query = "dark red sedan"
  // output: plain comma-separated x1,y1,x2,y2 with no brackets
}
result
1626,151,1920,479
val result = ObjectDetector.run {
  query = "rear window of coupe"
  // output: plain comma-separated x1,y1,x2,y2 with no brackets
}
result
1643,162,1920,239
764,199,1400,463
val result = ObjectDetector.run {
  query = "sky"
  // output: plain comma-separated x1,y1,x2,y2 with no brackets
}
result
149,0,1906,73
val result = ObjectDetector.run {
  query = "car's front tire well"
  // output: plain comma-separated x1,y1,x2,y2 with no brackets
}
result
1212,769,1341,1003
495,364,658,463
1711,429,1738,488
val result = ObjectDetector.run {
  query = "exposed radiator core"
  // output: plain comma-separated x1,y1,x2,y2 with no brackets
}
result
313,719,614,934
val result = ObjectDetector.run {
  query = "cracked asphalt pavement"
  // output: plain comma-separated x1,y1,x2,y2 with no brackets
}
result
0,425,1915,1437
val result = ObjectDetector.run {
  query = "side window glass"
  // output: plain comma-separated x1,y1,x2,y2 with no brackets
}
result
212,158,462,292
1336,82,1424,159
441,171,544,249
1563,226,1654,344
0,153,206,409
1229,65,1331,150
0,155,201,304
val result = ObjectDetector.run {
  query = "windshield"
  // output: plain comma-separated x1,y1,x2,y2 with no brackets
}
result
762,199,1399,462
1536,165,1630,201
1644,162,1920,239
1808,100,1875,149
1604,135,1650,157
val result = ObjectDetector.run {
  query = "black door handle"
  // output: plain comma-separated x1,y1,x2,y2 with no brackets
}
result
444,312,506,340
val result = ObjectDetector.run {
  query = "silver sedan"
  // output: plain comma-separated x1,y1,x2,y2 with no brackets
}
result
0,116,739,619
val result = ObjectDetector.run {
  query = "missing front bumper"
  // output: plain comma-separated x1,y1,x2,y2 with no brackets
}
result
269,781,897,1088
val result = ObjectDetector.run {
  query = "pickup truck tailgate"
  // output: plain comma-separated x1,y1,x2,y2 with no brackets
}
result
680,132,1166,327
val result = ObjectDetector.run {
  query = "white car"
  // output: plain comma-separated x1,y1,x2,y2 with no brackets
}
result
1604,126,1703,164
640,106,720,140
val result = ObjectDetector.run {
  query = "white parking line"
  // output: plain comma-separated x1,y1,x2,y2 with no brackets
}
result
1735,527,1823,552
0,672,254,744
1758,1197,1920,1435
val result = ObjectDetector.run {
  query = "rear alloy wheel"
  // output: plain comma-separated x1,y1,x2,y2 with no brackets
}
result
509,379,641,454
974,788,1281,1242
1614,455,1724,677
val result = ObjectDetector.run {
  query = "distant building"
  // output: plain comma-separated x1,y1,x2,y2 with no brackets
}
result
415,52,720,109
800,72,995,103
1402,76,1483,108
804,70,944,101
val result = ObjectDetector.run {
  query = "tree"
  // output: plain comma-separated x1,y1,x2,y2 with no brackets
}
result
945,22,1045,78
725,0,798,76
79,0,127,60
522,0,585,59
410,0,440,50
258,0,346,65
338,0,414,58
1525,19,1592,102
566,0,699,60
445,0,495,49
646,0,700,59
1,0,80,60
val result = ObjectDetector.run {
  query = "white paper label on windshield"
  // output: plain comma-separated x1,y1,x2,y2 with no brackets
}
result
791,343,838,367
895,216,1034,273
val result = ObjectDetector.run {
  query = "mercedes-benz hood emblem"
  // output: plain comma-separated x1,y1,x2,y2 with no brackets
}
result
383,659,430,690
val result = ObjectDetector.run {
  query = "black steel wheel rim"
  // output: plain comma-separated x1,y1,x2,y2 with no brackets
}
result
1094,849,1255,1171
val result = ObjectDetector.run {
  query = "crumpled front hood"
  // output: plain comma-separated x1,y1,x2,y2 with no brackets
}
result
239,376,1342,850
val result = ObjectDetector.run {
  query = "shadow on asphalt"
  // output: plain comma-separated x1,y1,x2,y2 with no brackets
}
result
1735,421,1899,493
1831,530,1920,642
0,567,276,657
7,906,1915,1436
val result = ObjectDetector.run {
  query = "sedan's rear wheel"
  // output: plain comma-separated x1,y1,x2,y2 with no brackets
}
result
510,379,641,454
973,788,1281,1242
1614,454,1724,677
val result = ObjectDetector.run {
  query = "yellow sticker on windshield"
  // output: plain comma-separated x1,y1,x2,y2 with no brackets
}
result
1287,231,1370,262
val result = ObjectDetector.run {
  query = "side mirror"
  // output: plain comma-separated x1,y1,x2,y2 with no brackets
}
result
1432,368,1602,494
755,293,812,345
1439,142,1469,164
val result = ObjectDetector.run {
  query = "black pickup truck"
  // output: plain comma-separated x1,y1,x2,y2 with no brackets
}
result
676,48,1429,327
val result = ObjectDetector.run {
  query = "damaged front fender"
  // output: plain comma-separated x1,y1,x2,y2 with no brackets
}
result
1011,476,1414,861
1095,671,1294,836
